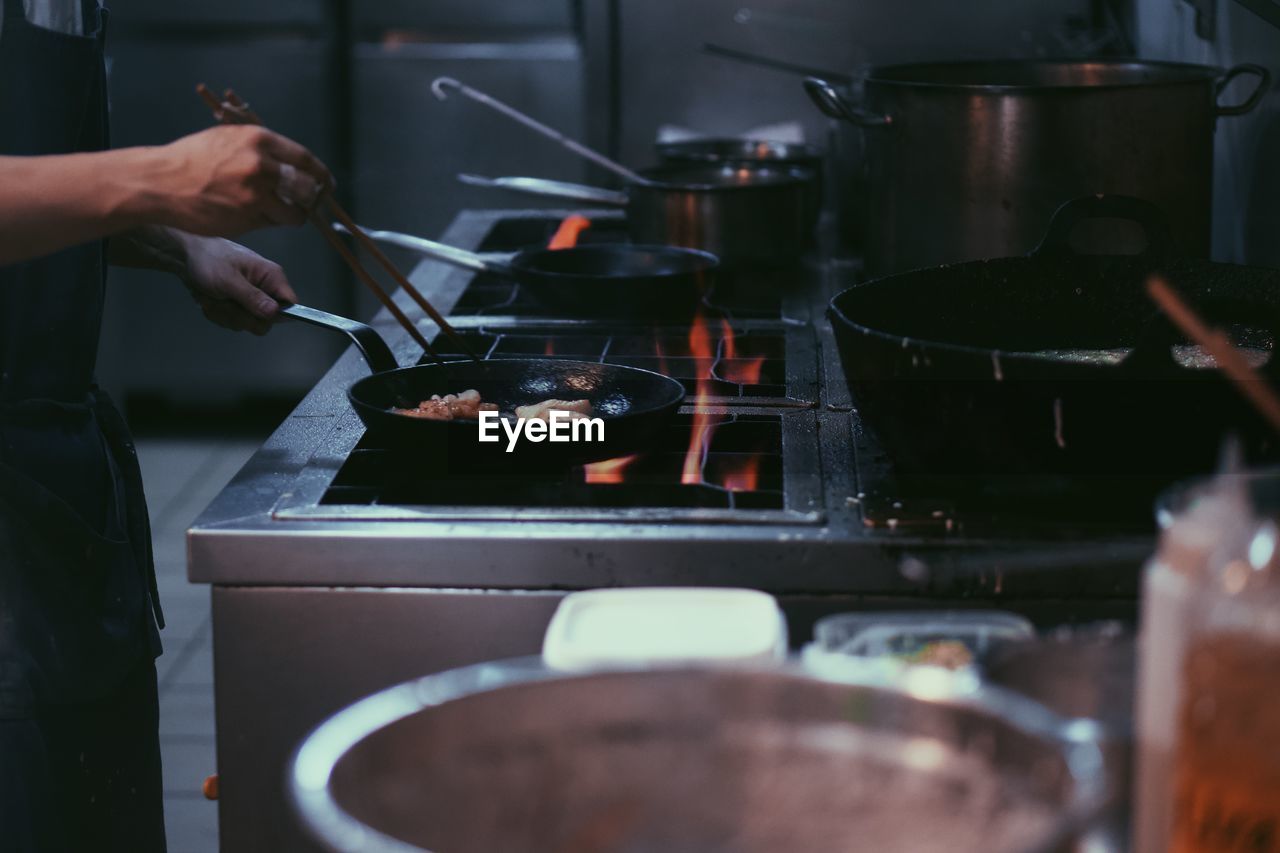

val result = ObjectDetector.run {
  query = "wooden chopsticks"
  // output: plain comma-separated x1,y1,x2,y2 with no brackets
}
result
1148,275,1280,433
195,84,478,362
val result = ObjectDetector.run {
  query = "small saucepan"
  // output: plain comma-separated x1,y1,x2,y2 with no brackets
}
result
430,77,812,266
459,164,812,268
655,139,824,233
281,304,686,469
337,224,717,321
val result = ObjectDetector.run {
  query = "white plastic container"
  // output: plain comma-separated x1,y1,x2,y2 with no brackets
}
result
541,587,788,672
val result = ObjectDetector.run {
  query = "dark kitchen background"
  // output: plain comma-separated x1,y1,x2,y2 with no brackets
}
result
96,0,1280,425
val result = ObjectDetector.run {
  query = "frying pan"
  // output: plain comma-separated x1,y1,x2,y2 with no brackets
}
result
828,195,1280,500
281,304,686,469
336,224,717,321
459,164,812,268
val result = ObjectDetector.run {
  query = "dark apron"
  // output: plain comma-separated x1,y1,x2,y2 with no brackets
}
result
0,0,162,717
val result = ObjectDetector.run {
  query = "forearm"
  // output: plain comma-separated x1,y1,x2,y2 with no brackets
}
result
106,224,194,278
0,148,169,265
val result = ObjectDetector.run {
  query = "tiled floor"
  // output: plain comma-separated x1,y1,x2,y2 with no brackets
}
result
136,437,262,853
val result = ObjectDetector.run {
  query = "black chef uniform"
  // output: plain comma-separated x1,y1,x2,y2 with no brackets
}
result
0,0,166,849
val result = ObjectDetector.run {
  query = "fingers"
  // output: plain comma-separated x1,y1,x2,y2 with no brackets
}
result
258,131,334,193
272,161,323,211
208,256,287,322
245,255,298,306
257,185,308,227
198,298,271,336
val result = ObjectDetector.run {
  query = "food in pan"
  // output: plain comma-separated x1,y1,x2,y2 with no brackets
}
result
514,399,594,421
393,389,498,421
391,393,595,423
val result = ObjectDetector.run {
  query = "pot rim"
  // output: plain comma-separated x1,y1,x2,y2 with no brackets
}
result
636,164,814,192
864,57,1225,93
289,657,1108,853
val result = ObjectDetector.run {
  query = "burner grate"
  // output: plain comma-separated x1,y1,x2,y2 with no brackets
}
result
427,325,789,400
320,413,784,510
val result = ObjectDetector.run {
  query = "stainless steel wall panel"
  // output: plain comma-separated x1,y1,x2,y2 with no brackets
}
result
583,0,1101,167
350,38,585,318
106,0,326,29
99,37,344,404
350,0,573,35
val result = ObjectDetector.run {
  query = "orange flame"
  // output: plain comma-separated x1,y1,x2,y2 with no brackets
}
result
584,454,638,484
547,215,591,249
719,457,760,492
544,339,555,356
717,317,766,384
681,312,717,485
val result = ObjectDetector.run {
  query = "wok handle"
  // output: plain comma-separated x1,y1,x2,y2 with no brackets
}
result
334,223,502,276
1031,195,1174,259
1215,64,1270,117
458,173,630,206
802,77,891,127
280,303,399,374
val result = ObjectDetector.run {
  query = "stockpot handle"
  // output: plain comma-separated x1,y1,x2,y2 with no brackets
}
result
1216,64,1270,117
1031,195,1175,260
279,304,399,374
802,77,891,127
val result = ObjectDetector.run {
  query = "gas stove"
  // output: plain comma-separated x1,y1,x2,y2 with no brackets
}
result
188,209,1149,852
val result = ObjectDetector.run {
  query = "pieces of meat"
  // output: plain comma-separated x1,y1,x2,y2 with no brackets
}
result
514,399,594,422
393,389,498,421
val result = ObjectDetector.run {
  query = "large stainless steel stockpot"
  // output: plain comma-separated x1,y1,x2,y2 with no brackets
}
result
805,60,1269,275
291,659,1107,852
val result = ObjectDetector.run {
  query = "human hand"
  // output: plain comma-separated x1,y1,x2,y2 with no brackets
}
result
179,235,297,335
150,125,333,236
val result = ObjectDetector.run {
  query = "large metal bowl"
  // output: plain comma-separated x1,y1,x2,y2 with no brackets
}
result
291,659,1106,853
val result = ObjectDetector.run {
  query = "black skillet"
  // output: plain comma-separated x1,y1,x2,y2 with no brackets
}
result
281,304,686,469
828,195,1280,501
339,224,717,321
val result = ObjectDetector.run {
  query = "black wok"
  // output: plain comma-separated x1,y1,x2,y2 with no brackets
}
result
282,304,686,469
339,224,717,321
828,196,1280,500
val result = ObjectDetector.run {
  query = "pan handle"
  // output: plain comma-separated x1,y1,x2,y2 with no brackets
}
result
702,42,854,85
458,173,630,207
334,223,505,276
1215,63,1270,117
802,77,891,127
280,304,399,374
1031,195,1175,260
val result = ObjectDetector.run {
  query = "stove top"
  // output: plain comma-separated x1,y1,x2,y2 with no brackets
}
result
188,208,1151,599
321,412,815,523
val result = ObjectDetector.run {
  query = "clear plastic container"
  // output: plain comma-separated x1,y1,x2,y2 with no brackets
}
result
803,610,1035,673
